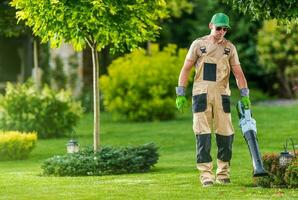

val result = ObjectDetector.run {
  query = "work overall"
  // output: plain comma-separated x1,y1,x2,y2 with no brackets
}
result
192,45,234,183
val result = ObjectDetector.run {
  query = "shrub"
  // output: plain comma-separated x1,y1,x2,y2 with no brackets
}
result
0,81,83,138
0,131,37,160
255,153,298,188
285,159,298,188
100,44,188,121
41,143,159,176
257,20,298,98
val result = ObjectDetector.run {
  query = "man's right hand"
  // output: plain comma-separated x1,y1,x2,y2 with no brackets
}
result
176,96,187,112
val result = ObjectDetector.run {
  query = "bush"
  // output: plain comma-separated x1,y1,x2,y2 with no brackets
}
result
0,131,37,160
255,153,298,188
285,159,298,188
100,44,187,121
0,81,83,138
257,20,298,98
41,143,159,176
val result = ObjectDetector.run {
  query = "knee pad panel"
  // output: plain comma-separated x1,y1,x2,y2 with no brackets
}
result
196,134,212,163
216,134,234,162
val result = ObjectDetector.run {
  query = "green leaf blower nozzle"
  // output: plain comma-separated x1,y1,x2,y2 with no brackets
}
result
236,101,268,177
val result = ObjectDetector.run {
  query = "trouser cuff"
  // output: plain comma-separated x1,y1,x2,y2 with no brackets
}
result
216,159,230,180
197,162,215,183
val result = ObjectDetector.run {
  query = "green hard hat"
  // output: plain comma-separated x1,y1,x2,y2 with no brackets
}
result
210,13,231,28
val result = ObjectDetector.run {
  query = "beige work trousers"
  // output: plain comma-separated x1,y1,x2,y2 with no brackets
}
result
192,85,234,136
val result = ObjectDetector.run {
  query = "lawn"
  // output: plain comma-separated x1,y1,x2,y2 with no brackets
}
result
0,103,298,200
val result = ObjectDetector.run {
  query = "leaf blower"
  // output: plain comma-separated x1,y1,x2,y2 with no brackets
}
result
236,101,268,177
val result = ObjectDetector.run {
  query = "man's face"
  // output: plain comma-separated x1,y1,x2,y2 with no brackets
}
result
209,23,228,40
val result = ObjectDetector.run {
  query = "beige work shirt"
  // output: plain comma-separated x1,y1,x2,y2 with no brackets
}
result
186,35,240,67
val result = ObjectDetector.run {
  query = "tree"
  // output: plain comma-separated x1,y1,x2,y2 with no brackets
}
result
11,0,168,151
257,20,298,98
165,0,193,18
222,0,298,23
1,1,43,87
0,0,27,37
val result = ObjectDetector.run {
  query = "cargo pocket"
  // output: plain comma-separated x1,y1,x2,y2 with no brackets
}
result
193,93,207,113
221,95,231,113
203,62,217,81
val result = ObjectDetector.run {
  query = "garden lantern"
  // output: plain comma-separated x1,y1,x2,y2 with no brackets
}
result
279,138,296,167
67,139,79,153
279,151,294,167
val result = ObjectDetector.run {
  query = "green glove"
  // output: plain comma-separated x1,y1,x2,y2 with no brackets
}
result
240,88,251,109
241,96,251,109
176,96,187,112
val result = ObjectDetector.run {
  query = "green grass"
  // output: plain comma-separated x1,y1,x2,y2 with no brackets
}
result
1,103,298,200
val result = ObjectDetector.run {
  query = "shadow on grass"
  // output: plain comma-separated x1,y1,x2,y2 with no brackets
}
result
151,165,196,175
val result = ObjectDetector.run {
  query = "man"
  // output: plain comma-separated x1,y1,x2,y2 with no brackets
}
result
175,13,251,187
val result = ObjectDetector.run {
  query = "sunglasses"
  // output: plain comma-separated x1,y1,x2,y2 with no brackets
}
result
215,27,228,31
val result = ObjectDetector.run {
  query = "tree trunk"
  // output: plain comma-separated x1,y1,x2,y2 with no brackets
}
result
277,65,294,99
91,44,100,151
146,41,151,56
17,47,25,83
33,39,40,88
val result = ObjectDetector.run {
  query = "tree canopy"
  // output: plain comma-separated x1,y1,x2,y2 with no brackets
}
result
223,0,298,23
11,0,168,51
166,0,193,18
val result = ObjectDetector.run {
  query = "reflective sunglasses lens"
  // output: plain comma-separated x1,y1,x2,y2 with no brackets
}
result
216,27,228,31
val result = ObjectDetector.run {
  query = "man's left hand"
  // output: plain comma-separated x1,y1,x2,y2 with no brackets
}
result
241,96,251,109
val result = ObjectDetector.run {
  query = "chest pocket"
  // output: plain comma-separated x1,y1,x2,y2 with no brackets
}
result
203,62,217,81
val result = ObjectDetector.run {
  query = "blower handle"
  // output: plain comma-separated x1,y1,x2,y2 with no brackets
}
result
236,101,252,120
